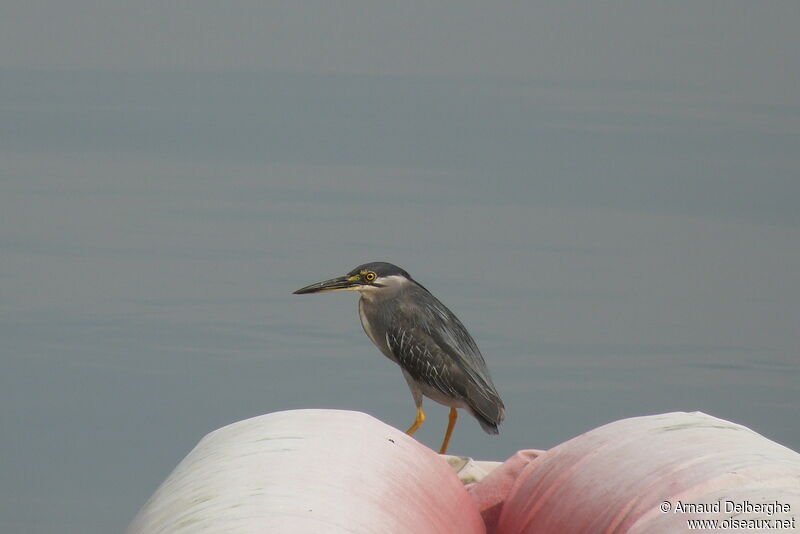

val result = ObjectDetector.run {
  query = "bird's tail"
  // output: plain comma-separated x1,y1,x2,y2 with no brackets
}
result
468,388,505,435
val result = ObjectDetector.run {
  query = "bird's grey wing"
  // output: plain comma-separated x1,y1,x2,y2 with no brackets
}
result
385,286,505,429
382,319,465,402
413,288,501,397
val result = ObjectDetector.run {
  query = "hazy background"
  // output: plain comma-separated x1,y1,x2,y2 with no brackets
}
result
1,2,798,532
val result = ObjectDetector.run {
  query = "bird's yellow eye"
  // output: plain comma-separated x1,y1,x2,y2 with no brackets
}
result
364,271,377,282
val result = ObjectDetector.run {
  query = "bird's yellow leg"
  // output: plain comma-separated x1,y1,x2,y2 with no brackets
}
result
406,406,426,435
439,408,458,454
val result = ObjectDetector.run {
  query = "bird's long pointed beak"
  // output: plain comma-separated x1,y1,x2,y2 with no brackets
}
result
293,275,361,295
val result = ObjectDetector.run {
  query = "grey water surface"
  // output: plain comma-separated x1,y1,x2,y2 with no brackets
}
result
2,3,799,533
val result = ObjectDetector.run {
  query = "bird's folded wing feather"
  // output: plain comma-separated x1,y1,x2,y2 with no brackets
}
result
383,286,500,405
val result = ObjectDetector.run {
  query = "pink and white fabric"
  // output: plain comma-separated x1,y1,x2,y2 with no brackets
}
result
127,410,800,533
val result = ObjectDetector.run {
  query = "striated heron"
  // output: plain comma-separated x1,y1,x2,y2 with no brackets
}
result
293,261,505,454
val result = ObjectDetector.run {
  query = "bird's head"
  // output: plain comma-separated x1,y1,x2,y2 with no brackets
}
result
293,261,413,296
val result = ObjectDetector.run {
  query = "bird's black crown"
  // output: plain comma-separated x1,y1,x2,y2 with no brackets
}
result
347,262,411,280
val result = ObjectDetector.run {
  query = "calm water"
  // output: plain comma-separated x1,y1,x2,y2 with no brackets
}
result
1,68,798,533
